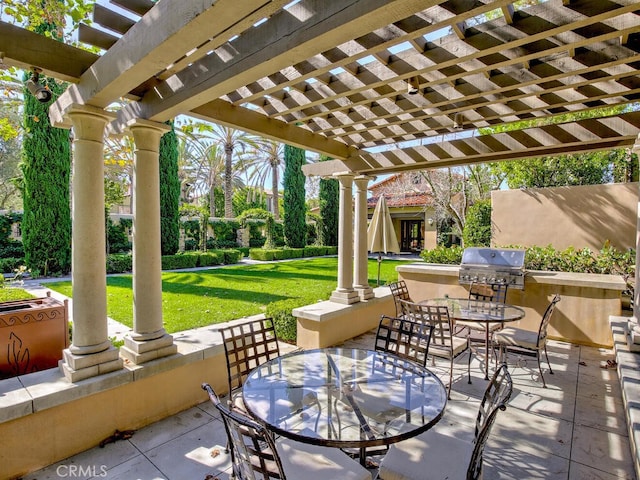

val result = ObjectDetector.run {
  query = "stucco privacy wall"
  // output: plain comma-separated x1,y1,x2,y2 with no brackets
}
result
491,182,638,251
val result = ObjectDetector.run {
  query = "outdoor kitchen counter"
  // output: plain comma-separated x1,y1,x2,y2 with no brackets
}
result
397,263,627,348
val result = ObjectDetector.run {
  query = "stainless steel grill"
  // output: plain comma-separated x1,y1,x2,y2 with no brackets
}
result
458,247,526,289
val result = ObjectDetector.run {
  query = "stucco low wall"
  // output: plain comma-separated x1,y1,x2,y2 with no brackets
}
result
398,264,626,348
0,319,259,480
293,287,396,349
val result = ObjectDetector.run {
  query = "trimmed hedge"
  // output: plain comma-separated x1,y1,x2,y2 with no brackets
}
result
261,246,336,259
161,254,198,270
420,245,464,265
0,257,24,274
303,246,327,257
250,249,278,261
420,243,635,277
197,252,223,267
106,254,133,274
266,299,301,343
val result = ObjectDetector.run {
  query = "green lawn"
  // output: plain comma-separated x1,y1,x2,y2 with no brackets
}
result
44,257,411,333
0,287,36,302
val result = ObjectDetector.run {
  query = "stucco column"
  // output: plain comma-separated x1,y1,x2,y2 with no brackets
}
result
632,135,640,331
120,119,177,364
60,105,122,382
330,173,360,305
353,176,374,300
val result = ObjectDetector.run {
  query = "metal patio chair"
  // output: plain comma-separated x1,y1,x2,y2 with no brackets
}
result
202,383,370,480
494,294,561,388
378,363,513,480
388,280,412,317
218,317,319,418
374,314,434,367
400,299,471,398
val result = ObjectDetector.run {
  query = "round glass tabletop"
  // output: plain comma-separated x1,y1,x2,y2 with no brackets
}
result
242,347,447,449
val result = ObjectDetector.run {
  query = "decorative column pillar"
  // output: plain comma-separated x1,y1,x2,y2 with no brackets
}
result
120,119,177,364
632,135,640,327
330,173,360,305
353,176,374,300
60,105,122,382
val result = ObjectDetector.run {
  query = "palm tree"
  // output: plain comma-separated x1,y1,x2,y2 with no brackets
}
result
194,124,260,218
177,129,223,216
239,139,283,220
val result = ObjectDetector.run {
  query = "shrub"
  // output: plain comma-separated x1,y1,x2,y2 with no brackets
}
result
0,240,24,259
237,247,250,257
208,238,238,250
0,257,23,274
420,243,636,277
250,249,276,261
463,200,491,247
211,218,240,243
266,299,302,343
303,246,327,257
161,254,198,270
197,252,222,267
222,249,243,264
107,218,131,254
420,245,464,264
106,254,132,274
325,246,338,255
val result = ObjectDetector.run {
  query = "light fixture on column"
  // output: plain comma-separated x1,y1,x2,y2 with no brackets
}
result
428,217,434,226
26,68,52,103
407,76,420,95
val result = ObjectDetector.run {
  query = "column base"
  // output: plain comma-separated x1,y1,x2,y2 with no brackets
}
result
330,289,361,305
120,333,177,365
60,346,123,382
355,286,374,300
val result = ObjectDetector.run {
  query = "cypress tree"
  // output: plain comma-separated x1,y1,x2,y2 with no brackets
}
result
318,154,339,246
21,73,71,275
159,121,180,255
283,144,306,248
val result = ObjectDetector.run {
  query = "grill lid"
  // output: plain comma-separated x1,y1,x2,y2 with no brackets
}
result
460,247,525,269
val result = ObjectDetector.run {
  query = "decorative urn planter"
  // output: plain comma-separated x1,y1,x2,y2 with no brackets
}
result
0,292,69,379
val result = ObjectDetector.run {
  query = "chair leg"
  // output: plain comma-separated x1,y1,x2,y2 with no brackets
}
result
536,354,547,388
544,345,554,375
467,339,472,384
448,357,453,399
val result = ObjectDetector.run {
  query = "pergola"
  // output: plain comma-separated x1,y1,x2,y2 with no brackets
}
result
2,0,640,381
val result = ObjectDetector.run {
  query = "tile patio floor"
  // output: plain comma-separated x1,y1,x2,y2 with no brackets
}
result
27,334,636,480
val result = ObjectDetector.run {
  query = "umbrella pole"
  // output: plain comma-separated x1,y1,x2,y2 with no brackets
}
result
377,253,382,286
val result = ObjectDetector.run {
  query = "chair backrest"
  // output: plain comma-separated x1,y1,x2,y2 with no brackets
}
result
202,383,286,480
400,300,453,354
537,294,561,348
374,315,435,367
467,363,513,480
389,280,412,316
219,317,281,394
469,281,509,304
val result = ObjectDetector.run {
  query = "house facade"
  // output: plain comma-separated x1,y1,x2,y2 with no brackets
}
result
368,173,438,252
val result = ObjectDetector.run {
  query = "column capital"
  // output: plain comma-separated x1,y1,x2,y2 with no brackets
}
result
66,105,116,142
354,175,376,182
333,171,355,180
126,119,171,151
53,103,116,130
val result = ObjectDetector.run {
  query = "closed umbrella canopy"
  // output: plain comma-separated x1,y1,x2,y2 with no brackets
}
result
367,196,400,285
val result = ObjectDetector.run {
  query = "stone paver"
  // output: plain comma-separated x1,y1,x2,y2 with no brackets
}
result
27,337,636,480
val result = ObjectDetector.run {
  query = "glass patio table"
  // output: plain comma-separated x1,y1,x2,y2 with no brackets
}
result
423,297,525,379
242,347,447,466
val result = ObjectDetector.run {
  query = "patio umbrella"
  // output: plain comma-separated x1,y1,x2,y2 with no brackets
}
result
367,195,401,286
